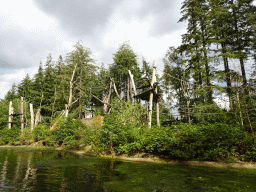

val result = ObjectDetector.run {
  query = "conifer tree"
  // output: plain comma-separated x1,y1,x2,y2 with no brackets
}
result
109,43,141,101
65,41,96,118
42,54,55,116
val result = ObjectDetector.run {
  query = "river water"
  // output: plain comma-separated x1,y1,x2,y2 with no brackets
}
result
0,147,256,191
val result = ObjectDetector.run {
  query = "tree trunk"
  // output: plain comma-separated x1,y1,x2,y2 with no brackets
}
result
8,101,12,129
30,104,34,131
65,64,77,117
21,97,24,131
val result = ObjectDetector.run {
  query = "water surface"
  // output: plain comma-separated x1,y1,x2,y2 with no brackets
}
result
0,147,256,191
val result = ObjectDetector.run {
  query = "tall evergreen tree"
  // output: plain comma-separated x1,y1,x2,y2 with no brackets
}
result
109,43,141,101
179,0,214,104
17,74,32,100
5,84,17,101
65,41,96,118
42,54,55,116
30,62,44,106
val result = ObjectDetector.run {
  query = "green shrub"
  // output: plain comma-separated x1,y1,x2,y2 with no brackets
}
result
52,117,88,148
92,101,147,154
32,124,52,142
1,125,21,145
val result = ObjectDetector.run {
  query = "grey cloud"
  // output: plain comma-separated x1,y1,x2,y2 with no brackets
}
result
33,0,185,38
0,26,60,69
33,0,121,38
129,0,185,37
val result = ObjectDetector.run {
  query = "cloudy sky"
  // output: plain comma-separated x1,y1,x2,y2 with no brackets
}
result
0,0,187,99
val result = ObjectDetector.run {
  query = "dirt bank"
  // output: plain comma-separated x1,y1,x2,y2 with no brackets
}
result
59,149,256,169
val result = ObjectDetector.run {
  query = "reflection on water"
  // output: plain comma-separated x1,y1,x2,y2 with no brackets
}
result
0,148,114,191
1,147,256,192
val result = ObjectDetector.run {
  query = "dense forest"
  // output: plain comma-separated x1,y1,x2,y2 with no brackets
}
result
0,0,256,162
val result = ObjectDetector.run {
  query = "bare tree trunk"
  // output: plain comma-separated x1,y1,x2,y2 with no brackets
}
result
51,85,57,121
8,101,12,129
34,109,41,127
30,104,34,131
103,81,113,115
111,78,121,100
65,64,77,117
148,60,156,128
21,97,24,131
128,70,137,97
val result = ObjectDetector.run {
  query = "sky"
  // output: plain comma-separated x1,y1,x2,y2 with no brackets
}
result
0,0,186,99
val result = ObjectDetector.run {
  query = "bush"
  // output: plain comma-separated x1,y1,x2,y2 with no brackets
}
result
32,124,52,142
0,125,21,145
92,101,147,154
52,117,88,148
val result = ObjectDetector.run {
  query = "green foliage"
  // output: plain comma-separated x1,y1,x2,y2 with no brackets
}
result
0,125,21,145
32,124,52,143
0,99,9,130
144,123,252,161
52,117,88,148
92,101,147,154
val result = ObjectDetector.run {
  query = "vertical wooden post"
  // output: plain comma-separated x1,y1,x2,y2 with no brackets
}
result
66,64,77,117
35,108,41,127
21,97,24,131
155,85,160,127
237,91,243,125
8,101,12,129
128,70,137,96
30,104,34,131
103,81,113,115
148,60,156,128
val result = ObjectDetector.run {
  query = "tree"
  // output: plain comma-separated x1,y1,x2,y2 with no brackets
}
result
17,74,32,100
30,62,44,106
109,43,141,101
179,0,214,104
162,46,190,120
5,84,17,101
227,0,256,93
65,41,96,118
42,54,56,116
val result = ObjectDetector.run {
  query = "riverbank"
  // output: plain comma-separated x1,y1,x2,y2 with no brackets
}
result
2,145,256,169
58,148,256,169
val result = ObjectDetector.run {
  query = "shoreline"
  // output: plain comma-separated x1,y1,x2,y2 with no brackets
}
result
1,145,256,169
59,148,256,169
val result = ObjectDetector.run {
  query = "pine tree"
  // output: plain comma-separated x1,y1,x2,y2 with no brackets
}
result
109,43,141,101
17,74,32,101
65,41,96,118
42,54,55,116
162,46,189,116
179,0,214,104
30,62,44,106
5,84,17,101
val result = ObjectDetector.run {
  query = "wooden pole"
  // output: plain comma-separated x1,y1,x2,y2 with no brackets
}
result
30,104,34,131
128,70,137,96
148,60,156,128
66,63,77,117
155,83,160,127
103,81,113,115
21,97,24,131
8,101,12,129
35,108,41,127
112,78,121,100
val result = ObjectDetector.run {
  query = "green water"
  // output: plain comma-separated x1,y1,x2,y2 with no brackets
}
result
0,148,256,191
